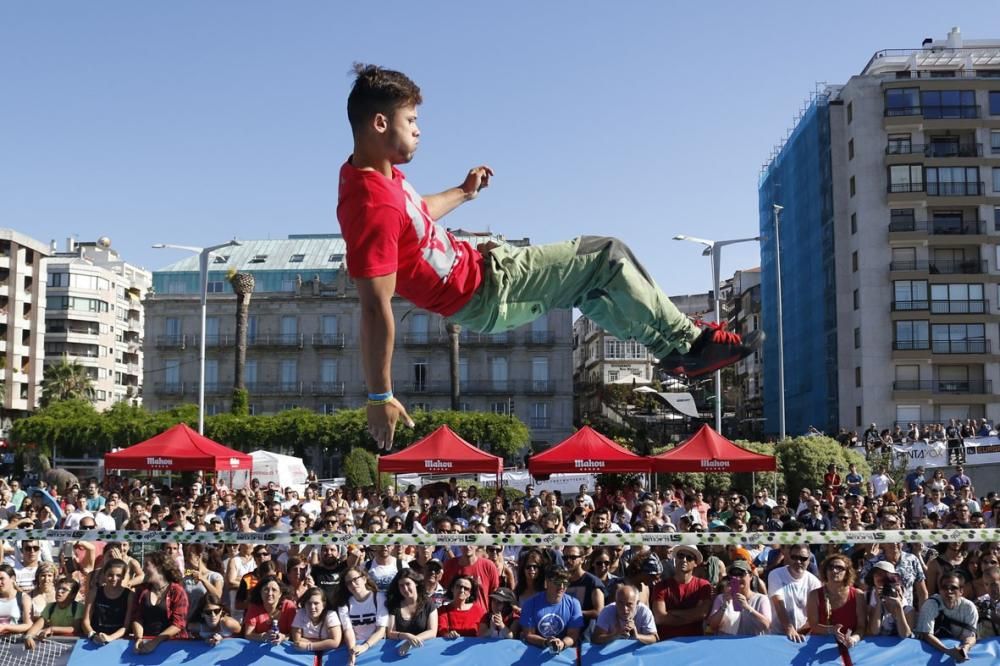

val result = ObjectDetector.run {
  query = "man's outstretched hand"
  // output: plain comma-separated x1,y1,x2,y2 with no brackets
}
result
461,165,493,200
368,397,415,451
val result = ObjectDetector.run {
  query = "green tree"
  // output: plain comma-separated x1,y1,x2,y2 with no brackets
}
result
40,357,95,407
343,448,377,488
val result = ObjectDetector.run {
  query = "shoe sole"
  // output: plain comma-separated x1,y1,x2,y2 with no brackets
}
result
662,330,765,379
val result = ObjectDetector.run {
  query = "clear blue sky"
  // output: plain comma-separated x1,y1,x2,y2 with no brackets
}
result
0,2,992,295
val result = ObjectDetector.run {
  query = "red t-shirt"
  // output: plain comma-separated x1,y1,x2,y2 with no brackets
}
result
337,160,483,317
437,602,486,637
243,599,297,636
653,576,711,638
441,556,500,612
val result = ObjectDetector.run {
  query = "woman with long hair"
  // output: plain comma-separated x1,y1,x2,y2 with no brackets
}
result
187,592,241,646
335,566,388,660
385,569,438,654
513,548,548,608
285,556,314,603
806,554,865,651
243,575,296,643
82,559,135,645
926,542,969,596
484,546,516,590
130,551,189,654
289,587,342,652
437,575,485,638
30,563,58,621
182,544,224,621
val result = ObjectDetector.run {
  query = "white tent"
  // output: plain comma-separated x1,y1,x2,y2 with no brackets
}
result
249,450,309,491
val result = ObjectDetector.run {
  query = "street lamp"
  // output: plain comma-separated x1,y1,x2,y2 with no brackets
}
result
771,204,786,441
153,239,241,434
673,234,760,432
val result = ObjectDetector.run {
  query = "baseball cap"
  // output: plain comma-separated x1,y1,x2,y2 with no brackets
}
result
489,587,516,605
727,559,752,575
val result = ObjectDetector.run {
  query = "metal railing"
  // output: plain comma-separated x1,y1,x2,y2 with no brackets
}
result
154,382,185,395
888,182,925,193
311,333,346,348
311,382,346,396
888,260,985,274
892,379,992,393
886,143,982,157
524,331,556,345
930,300,988,314
523,380,556,394
401,333,441,346
252,334,304,348
926,181,984,196
932,338,990,354
252,382,304,395
891,300,928,311
156,334,186,348
885,104,981,118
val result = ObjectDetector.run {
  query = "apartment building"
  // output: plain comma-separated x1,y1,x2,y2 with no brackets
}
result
726,268,763,438
0,229,49,420
759,28,1000,435
143,234,574,450
44,238,152,409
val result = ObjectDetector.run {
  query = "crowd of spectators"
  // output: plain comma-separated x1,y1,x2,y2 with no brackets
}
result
835,419,996,464
0,467,997,662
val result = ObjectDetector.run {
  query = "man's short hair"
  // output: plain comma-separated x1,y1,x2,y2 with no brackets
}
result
347,64,422,134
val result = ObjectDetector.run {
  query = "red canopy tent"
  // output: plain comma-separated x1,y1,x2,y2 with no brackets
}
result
104,423,252,473
378,425,503,477
649,424,776,473
528,426,652,477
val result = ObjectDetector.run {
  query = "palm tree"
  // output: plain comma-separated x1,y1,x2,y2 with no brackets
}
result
228,268,255,414
447,322,461,410
40,356,94,406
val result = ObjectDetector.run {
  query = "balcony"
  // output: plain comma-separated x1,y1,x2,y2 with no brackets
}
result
459,332,511,346
401,333,442,346
529,417,551,429
156,334,187,348
311,382,346,396
523,380,556,394
888,260,986,274
252,334,304,349
927,182,984,196
253,382,304,395
464,380,514,395
311,333,346,348
930,300,988,315
524,331,556,346
203,334,234,348
884,105,980,119
154,382,185,396
888,182,925,194
892,379,992,394
932,338,990,354
886,143,983,157
891,300,928,312
892,340,930,351
889,219,986,235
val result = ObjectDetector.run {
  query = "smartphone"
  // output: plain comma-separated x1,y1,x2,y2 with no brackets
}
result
730,578,742,611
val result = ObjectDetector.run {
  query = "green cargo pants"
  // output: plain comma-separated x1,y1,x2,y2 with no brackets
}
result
451,236,700,358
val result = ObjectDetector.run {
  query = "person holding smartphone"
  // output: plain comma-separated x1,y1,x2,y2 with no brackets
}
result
708,561,771,635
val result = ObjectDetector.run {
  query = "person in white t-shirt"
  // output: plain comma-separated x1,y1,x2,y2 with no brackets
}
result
869,467,893,498
291,587,343,652
768,543,822,642
338,567,388,657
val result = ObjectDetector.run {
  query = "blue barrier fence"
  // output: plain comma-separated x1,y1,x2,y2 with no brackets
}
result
51,636,1000,666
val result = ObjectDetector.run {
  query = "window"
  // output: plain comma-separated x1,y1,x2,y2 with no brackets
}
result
888,165,923,193
249,255,267,264
856,405,862,428
491,401,511,416
413,358,427,392
530,402,550,429
205,317,220,343
895,320,929,350
848,139,854,160
853,289,859,310
245,360,257,387
995,206,1000,232
849,176,856,197
459,358,469,385
490,357,508,387
847,101,853,123
531,357,549,389
328,254,344,263
854,327,861,349
318,404,337,415
409,313,428,343
850,213,857,235
322,315,338,336
320,359,338,383
212,255,229,264
885,88,919,116
247,315,258,344
925,166,980,196
992,131,1000,155
932,323,986,353
205,359,218,387
165,317,180,338
207,280,226,293
931,283,984,313
920,90,977,118
994,168,1000,194
608,370,619,382
280,360,297,386
164,359,180,386
894,280,928,309
887,133,912,155
855,367,861,387
852,251,858,273
990,91,1000,115
281,316,298,337
289,254,305,263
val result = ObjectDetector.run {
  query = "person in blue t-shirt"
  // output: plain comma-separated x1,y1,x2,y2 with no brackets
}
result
520,565,583,654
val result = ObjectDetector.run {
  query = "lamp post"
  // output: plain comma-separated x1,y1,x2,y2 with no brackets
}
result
772,204,786,441
153,239,241,434
673,234,760,431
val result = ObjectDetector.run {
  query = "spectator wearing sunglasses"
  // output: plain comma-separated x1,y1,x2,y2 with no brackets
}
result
916,571,978,661
188,592,240,646
768,543,822,642
652,545,711,640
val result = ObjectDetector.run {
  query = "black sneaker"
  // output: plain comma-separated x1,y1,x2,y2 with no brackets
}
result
659,321,764,378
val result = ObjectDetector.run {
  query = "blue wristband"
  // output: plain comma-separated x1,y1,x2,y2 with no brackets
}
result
368,391,393,402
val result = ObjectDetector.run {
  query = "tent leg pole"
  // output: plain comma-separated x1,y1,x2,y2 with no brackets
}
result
752,472,756,496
